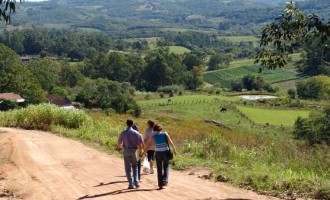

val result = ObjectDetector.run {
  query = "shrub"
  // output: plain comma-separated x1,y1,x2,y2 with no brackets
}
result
296,75,330,100
293,107,330,145
157,85,185,94
288,89,296,99
0,99,18,111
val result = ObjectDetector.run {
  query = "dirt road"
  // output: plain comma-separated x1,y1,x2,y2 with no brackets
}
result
0,127,278,200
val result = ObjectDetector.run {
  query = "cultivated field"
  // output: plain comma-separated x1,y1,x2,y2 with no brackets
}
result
237,106,310,126
203,65,304,88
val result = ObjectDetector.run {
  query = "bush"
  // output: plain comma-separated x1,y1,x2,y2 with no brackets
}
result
0,99,18,111
296,75,330,100
288,89,296,99
157,85,185,94
293,107,330,145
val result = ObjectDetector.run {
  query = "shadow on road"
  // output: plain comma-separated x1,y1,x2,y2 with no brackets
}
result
77,189,157,199
93,181,128,187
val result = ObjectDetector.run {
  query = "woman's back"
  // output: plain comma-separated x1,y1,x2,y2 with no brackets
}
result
154,132,169,152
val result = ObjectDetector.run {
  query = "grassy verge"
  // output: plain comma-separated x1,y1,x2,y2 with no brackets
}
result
0,104,121,153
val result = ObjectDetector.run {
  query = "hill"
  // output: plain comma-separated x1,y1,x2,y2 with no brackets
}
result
6,0,329,38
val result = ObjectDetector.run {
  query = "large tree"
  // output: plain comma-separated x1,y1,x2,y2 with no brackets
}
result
0,44,46,103
255,1,330,70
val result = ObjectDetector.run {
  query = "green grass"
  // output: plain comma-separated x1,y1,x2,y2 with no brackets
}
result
203,65,304,88
237,106,310,126
168,46,191,54
230,58,256,68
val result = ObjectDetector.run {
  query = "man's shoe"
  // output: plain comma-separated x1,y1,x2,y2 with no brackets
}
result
135,184,140,188
163,181,168,186
150,169,154,174
127,185,135,189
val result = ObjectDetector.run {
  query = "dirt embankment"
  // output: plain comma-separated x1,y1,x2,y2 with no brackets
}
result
0,127,279,200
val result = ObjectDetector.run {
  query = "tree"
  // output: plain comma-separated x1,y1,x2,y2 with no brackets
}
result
27,60,62,92
208,53,233,71
0,44,46,104
0,0,22,25
182,52,204,71
293,107,330,145
296,75,330,100
255,2,330,69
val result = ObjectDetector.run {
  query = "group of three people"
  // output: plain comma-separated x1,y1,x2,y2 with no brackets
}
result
117,119,177,189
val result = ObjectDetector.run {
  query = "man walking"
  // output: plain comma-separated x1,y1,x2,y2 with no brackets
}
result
117,119,144,189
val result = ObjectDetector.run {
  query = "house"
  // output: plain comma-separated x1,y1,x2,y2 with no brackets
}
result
20,56,31,62
0,93,25,103
47,95,74,109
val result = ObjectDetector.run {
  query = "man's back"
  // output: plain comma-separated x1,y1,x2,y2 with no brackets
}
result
119,127,142,149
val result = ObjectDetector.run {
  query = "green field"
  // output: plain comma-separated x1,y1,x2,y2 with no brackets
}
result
124,37,160,49
229,58,256,68
203,65,304,88
168,46,191,54
237,106,310,126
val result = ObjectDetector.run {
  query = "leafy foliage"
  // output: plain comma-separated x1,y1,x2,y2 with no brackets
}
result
293,107,330,145
255,2,330,69
296,75,330,100
0,44,46,103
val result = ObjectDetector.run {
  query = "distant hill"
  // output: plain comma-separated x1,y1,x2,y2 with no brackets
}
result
3,0,330,38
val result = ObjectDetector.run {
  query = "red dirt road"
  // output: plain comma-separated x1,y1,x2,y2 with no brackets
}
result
0,128,279,200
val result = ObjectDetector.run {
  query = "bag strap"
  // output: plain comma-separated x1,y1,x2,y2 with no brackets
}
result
164,132,171,150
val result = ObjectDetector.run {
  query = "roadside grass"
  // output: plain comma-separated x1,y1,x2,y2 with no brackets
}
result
168,46,191,54
236,106,310,126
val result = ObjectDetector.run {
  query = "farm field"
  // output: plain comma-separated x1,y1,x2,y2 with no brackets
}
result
203,65,304,88
168,46,191,54
237,106,310,126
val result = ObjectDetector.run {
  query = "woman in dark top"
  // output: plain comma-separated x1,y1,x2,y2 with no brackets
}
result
143,124,176,189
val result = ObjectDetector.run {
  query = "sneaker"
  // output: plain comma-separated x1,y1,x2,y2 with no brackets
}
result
150,169,154,174
143,168,149,173
127,185,135,189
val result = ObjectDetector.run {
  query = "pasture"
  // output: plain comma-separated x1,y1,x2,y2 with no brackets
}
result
237,106,310,126
203,65,303,88
168,46,191,54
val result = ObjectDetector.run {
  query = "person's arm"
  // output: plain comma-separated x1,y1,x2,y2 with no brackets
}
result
165,132,177,155
116,133,123,150
143,129,150,145
143,137,154,153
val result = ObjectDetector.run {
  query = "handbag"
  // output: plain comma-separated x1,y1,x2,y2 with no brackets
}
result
165,133,174,160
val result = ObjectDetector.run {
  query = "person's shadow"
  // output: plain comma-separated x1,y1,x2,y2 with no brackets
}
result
93,181,127,187
77,189,157,199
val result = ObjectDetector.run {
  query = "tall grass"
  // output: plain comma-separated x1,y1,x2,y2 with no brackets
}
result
0,104,120,150
176,133,330,198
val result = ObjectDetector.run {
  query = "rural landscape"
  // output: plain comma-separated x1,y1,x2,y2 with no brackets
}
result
0,0,329,199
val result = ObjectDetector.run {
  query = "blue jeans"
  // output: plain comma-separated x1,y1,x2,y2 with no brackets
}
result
155,151,169,187
123,149,139,187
